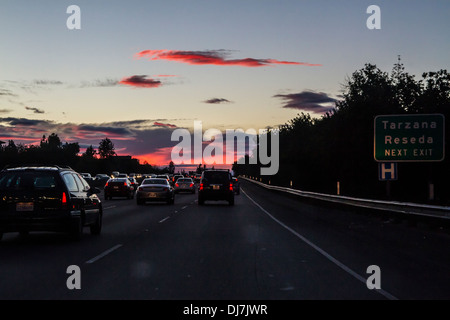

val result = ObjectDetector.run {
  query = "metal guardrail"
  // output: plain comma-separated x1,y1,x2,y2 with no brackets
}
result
242,177,450,220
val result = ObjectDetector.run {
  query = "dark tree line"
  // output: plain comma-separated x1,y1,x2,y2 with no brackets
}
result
0,136,157,175
233,61,450,205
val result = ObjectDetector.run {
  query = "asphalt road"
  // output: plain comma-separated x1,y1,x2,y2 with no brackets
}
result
1,180,449,301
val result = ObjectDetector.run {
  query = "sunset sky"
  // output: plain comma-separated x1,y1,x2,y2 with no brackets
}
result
1,0,449,168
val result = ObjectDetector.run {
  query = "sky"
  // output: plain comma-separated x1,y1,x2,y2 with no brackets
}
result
0,0,449,169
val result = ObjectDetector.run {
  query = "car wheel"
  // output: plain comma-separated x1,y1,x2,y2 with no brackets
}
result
236,189,240,195
90,210,102,235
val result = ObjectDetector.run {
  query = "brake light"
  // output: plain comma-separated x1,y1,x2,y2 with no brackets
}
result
199,183,203,191
124,182,127,186
105,181,109,187
189,183,194,187
175,183,179,187
229,183,233,191
62,192,67,204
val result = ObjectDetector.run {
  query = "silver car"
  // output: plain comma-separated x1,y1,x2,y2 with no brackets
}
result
174,178,196,194
136,178,175,205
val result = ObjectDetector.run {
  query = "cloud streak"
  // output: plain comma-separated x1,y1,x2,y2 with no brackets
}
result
274,90,336,113
136,50,321,67
119,75,162,88
203,98,233,104
25,106,45,114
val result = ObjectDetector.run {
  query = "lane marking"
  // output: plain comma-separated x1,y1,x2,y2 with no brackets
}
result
159,216,170,223
181,205,188,210
242,189,398,301
85,244,123,264
103,205,116,210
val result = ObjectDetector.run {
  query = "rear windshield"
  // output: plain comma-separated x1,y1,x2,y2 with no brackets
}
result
202,171,230,184
177,179,192,183
142,179,168,185
0,171,59,191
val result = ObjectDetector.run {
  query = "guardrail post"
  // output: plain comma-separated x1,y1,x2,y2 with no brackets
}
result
337,181,340,195
290,180,293,188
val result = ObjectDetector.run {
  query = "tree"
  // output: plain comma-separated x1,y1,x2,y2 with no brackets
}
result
83,145,97,158
168,161,175,174
98,138,116,159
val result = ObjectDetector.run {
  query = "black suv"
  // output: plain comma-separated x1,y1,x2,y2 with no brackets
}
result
198,169,234,205
0,165,103,240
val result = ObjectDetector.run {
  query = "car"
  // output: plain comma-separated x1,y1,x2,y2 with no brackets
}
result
136,178,175,205
128,177,138,191
117,173,129,178
171,174,184,186
93,174,110,187
194,174,202,183
232,177,241,195
198,169,234,205
155,174,170,182
174,178,196,194
111,171,120,178
0,165,103,240
104,178,134,200
80,172,94,185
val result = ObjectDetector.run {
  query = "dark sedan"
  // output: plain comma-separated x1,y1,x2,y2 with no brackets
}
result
104,178,134,200
136,178,175,205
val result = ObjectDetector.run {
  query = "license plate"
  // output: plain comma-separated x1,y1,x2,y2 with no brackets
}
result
149,193,157,198
213,185,220,190
16,202,34,212
113,186,119,189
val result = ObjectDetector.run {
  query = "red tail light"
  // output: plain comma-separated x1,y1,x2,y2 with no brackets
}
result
105,181,109,187
124,182,127,186
199,183,204,191
229,183,233,191
62,192,68,205
175,183,179,187
189,183,194,187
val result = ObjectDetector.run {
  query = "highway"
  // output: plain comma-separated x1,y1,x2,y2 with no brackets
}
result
1,180,449,300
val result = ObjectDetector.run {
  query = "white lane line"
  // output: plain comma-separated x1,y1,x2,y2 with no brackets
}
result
181,205,188,210
103,205,116,210
85,244,123,264
242,189,398,301
159,216,170,223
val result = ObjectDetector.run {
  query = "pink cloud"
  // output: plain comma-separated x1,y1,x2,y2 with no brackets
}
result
135,50,322,67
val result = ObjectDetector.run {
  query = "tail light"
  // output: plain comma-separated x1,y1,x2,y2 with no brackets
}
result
229,183,233,191
175,183,179,187
199,183,204,191
105,181,109,187
189,183,194,187
124,182,127,186
62,192,68,208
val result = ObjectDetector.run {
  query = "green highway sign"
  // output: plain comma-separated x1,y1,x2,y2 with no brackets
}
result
374,114,445,162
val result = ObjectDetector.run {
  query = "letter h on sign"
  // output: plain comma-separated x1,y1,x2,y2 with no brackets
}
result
379,163,397,181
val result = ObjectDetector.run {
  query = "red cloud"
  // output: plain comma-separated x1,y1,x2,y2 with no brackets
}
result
119,75,162,88
135,50,321,67
153,121,177,128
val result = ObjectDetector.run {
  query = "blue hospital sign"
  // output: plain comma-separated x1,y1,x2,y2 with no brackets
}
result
379,162,397,181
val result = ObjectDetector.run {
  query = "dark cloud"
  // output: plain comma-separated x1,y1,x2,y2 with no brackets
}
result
0,109,12,114
136,50,322,67
274,90,336,113
119,75,162,88
25,106,45,114
203,98,233,104
0,117,51,126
